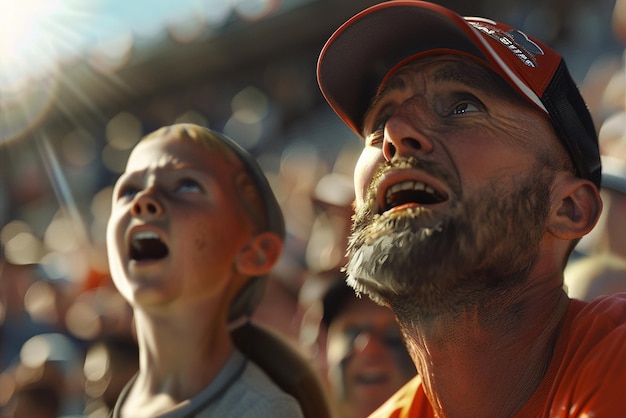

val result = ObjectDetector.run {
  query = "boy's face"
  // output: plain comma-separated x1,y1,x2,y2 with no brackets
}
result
106,131,254,310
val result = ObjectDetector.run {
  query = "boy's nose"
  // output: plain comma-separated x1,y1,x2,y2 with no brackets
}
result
131,193,163,217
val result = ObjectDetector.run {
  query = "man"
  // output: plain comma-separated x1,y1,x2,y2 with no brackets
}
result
316,1,626,417
320,278,416,418
106,124,306,417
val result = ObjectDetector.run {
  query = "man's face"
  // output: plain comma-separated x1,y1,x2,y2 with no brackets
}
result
346,55,565,315
326,297,416,418
106,130,254,310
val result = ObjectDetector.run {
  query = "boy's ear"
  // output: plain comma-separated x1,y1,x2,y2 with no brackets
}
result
549,177,602,240
235,232,284,277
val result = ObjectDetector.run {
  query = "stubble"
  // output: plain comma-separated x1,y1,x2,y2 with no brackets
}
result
345,161,553,321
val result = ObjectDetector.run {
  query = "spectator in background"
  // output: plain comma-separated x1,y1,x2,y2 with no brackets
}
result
568,156,626,261
564,159,626,300
0,259,62,372
1,248,86,416
0,360,64,418
565,253,626,301
319,277,416,418
82,334,139,417
564,0,626,301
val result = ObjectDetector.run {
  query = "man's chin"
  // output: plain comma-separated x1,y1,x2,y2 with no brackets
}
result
345,215,457,294
344,241,451,309
345,273,395,307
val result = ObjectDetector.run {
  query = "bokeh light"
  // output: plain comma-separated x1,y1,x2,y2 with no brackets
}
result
3,231,44,265
0,1,622,417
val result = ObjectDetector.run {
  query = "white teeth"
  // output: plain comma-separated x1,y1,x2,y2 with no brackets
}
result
132,231,159,240
386,181,433,203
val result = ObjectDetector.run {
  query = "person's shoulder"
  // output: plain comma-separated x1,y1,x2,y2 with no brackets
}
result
540,295,626,416
562,294,626,374
236,360,304,417
570,293,626,324
368,375,435,418
193,354,303,418
565,294,626,350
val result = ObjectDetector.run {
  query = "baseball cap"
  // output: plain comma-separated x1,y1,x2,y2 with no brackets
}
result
204,128,286,321
147,124,285,240
206,128,285,240
317,0,602,188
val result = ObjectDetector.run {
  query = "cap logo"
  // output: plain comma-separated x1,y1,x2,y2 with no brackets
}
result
468,20,544,68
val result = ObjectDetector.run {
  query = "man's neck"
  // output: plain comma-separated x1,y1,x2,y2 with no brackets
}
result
399,288,570,418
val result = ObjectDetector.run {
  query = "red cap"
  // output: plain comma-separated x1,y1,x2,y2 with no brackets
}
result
317,0,601,188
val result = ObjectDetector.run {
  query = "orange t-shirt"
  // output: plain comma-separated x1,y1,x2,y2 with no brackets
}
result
369,294,626,418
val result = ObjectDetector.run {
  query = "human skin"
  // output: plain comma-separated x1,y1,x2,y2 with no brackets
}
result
108,135,256,310
106,126,282,417
326,297,415,418
345,55,601,417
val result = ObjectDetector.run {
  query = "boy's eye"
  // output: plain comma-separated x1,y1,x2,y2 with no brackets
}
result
119,185,139,199
177,178,203,193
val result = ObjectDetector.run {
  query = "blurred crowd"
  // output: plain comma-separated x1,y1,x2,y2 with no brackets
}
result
1,0,625,417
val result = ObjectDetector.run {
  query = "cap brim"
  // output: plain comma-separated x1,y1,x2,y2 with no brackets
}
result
317,1,541,136
212,129,285,239
317,1,602,188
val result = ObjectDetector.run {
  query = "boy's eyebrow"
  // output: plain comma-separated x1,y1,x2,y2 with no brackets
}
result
114,171,132,185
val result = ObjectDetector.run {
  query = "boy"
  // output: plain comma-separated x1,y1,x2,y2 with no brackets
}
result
106,124,304,417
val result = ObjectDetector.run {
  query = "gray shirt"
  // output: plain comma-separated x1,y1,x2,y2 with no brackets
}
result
112,349,304,418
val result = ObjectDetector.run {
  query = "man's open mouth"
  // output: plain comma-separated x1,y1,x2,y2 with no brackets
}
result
382,180,447,212
130,231,169,261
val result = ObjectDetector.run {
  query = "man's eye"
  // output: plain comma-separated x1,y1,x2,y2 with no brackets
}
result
177,178,203,193
364,116,388,147
365,131,384,148
451,101,480,115
373,117,388,132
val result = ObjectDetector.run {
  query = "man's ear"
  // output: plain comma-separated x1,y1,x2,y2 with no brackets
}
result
549,177,602,240
235,232,284,276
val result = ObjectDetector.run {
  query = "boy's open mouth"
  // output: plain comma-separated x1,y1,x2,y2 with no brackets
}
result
130,231,169,261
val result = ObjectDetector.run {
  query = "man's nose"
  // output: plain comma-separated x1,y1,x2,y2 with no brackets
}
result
131,190,164,218
382,109,434,162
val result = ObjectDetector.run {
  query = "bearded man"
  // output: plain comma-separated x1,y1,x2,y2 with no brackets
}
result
316,1,626,417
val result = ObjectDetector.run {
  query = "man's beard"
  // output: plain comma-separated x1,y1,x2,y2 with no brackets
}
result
345,162,553,320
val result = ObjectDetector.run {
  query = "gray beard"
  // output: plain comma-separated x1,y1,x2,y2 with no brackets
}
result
345,165,553,321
